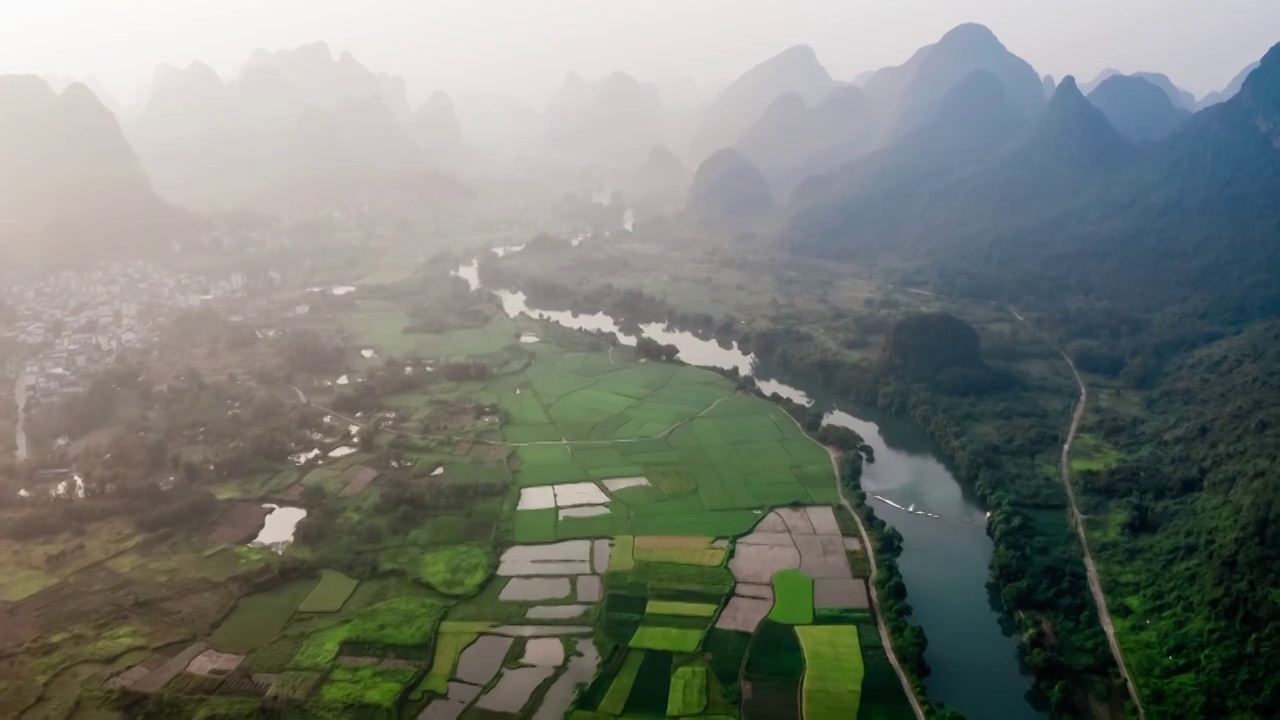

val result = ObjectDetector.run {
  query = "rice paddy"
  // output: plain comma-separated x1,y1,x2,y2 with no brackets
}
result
73,313,911,719
797,625,866,719
297,570,359,613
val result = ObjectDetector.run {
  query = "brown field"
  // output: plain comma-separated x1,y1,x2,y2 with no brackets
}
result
208,503,270,545
339,465,380,496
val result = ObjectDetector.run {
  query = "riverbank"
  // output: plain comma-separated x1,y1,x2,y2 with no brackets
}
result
460,247,1049,717
806,427,926,720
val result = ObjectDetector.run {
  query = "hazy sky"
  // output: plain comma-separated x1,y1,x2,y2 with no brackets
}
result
3,1,1278,105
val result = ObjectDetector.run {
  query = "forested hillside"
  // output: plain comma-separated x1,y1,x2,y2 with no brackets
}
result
782,36,1280,718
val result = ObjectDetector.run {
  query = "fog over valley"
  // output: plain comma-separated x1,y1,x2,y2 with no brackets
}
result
1,4,1279,720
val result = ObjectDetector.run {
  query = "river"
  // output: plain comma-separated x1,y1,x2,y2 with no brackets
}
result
456,251,1045,718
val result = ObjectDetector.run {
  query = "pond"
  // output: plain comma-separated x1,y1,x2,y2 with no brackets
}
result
249,505,307,554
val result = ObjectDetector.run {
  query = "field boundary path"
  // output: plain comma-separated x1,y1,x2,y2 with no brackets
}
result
1059,353,1146,720
784,413,926,720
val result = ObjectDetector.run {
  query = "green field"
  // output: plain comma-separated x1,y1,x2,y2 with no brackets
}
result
501,350,836,542
599,650,646,715
297,570,359,613
666,664,708,716
290,597,445,669
629,624,705,653
770,569,815,625
416,544,495,596
210,578,318,653
24,289,920,719
633,537,726,567
645,600,719,618
797,625,866,719
416,631,479,696
317,664,418,710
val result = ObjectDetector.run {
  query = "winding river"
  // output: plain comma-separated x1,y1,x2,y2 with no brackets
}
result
455,252,1045,718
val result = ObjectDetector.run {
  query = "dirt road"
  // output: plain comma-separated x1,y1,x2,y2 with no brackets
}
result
1059,353,1145,719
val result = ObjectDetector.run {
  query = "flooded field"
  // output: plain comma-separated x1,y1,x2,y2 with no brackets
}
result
454,635,512,686
249,505,307,553
475,666,556,712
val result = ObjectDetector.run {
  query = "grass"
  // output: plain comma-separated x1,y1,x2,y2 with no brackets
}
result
317,664,418,709
796,625,865,719
416,544,495,596
1069,432,1125,473
666,664,708,716
645,600,719,618
629,624,704,653
290,597,445,669
598,650,645,715
210,578,319,653
297,570,360,613
770,569,815,625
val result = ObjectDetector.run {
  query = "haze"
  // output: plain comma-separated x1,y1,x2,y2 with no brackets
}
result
5,0,1278,103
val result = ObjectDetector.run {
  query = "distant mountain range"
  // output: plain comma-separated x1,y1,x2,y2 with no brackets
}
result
129,43,467,212
787,38,1280,318
690,45,835,162
0,76,191,264
862,23,1046,133
543,72,665,167
1087,74,1191,143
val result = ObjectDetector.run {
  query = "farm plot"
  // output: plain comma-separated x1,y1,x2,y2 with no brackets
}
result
297,570,359,613
502,354,836,536
666,664,708,716
210,579,318,653
632,536,726,567
743,620,803,720
796,625,865,719
769,569,815,625
289,597,445,670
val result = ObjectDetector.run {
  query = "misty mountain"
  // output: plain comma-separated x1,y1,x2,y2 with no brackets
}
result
42,74,125,119
1088,74,1191,143
1079,67,1123,95
1042,74,1057,99
690,45,834,162
1082,68,1198,110
863,23,1045,132
1200,61,1261,107
410,91,468,166
1131,72,1198,110
631,145,691,202
789,74,1133,258
544,72,665,166
734,85,879,199
788,70,1028,251
0,76,189,262
243,42,409,118
974,43,1280,312
686,148,775,228
130,45,457,212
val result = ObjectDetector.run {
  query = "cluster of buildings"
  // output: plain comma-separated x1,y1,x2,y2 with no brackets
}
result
2,262,251,399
